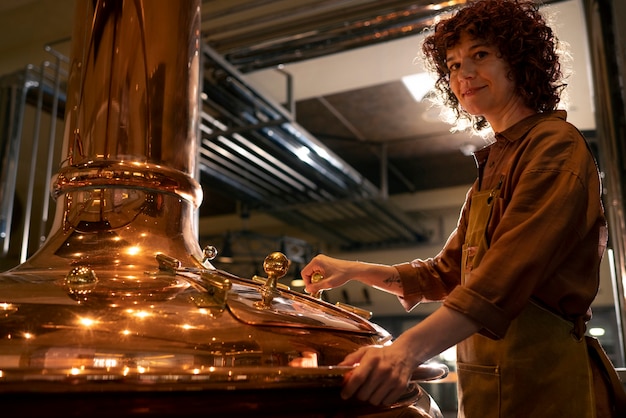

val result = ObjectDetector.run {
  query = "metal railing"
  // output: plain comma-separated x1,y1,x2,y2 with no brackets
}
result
0,47,68,268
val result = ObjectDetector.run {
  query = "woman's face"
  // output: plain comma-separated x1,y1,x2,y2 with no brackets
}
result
446,32,526,130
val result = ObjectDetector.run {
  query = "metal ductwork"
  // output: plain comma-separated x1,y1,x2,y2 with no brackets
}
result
201,0,568,73
200,46,430,250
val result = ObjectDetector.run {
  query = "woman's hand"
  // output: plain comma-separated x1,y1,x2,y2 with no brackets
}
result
337,306,482,406
301,254,401,296
300,254,357,295
338,341,418,406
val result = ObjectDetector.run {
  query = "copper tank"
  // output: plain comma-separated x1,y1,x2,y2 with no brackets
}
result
0,1,446,416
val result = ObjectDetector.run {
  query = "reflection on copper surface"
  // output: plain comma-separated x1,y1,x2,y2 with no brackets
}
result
288,351,319,368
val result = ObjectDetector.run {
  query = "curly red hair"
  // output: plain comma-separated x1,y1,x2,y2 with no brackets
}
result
422,0,564,131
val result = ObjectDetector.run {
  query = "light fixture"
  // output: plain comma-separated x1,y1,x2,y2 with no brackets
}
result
589,327,606,337
401,72,436,102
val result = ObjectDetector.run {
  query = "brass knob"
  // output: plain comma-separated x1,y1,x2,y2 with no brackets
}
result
263,252,290,279
255,252,291,308
64,266,99,300
65,266,99,287
311,272,324,284
310,271,324,299
202,245,218,262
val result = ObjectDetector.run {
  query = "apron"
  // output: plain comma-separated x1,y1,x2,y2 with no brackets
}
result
456,183,595,418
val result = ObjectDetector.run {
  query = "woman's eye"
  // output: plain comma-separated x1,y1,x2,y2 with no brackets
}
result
448,63,460,72
475,51,488,59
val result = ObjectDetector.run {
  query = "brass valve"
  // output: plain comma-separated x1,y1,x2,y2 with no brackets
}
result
310,271,324,299
155,253,231,310
254,252,290,309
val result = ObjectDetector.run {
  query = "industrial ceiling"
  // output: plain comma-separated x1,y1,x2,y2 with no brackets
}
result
0,0,584,255
196,0,573,252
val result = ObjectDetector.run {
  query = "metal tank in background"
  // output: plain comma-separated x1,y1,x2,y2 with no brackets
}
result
0,1,447,416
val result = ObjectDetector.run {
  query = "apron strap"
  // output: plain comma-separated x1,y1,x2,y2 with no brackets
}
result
572,315,587,341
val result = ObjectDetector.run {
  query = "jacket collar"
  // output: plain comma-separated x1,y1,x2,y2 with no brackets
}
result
495,110,567,143
472,110,567,166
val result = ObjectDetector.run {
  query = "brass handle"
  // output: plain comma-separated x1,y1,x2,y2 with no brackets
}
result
263,252,291,283
335,302,372,320
310,272,324,299
254,252,291,308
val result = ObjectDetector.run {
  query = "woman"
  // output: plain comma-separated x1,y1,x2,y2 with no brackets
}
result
301,1,610,417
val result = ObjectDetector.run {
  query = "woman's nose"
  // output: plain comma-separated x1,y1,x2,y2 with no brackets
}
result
459,61,475,78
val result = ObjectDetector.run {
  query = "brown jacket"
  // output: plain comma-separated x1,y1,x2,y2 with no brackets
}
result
394,111,607,339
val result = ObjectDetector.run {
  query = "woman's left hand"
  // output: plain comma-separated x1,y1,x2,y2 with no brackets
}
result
338,341,417,406
338,306,482,406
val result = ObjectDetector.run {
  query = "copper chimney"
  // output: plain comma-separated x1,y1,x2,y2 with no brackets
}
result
16,0,205,275
0,1,446,416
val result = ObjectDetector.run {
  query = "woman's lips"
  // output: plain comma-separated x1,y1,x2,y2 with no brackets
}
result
463,86,486,97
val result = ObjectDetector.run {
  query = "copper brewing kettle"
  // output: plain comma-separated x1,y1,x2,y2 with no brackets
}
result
0,1,446,416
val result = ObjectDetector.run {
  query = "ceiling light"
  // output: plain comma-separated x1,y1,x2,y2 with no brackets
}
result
589,327,606,337
295,146,311,162
401,72,435,102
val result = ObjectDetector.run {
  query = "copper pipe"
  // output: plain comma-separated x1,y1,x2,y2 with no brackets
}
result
12,0,206,275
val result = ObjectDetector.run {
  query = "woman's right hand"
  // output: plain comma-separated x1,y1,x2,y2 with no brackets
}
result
300,254,356,295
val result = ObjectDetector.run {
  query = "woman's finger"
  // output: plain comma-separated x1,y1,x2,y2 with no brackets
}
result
341,360,373,400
